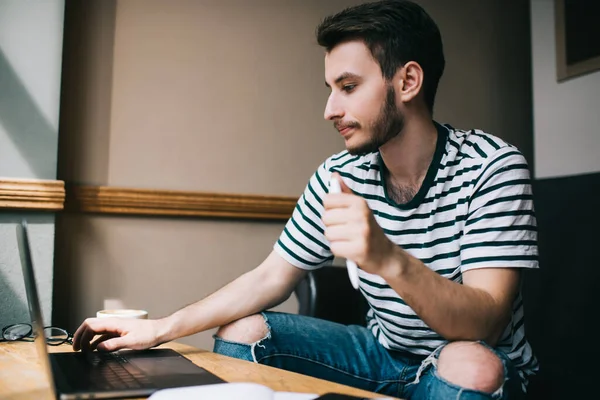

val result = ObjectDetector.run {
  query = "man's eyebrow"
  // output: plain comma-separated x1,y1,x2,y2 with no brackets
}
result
325,72,361,88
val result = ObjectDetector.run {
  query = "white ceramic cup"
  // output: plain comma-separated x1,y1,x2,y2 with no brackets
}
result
96,309,148,319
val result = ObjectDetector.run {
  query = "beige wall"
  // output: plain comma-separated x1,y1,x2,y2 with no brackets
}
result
54,0,533,351
422,0,533,165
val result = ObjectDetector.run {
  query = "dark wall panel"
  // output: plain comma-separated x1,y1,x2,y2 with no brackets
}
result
523,172,600,399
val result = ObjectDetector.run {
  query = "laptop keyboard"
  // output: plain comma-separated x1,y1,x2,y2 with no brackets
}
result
83,352,152,391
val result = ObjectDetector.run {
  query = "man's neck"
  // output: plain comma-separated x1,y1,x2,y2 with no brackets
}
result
379,117,439,189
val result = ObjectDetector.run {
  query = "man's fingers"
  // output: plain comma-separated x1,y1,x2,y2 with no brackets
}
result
323,192,353,209
80,325,99,353
330,241,361,261
72,318,94,351
322,208,349,226
90,333,120,351
324,189,366,210
97,336,129,352
74,318,127,352
325,225,357,242
72,330,81,351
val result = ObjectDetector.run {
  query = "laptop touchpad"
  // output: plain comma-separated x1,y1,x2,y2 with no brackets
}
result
125,350,225,387
129,356,204,376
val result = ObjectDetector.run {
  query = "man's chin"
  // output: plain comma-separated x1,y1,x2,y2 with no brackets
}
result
346,141,379,156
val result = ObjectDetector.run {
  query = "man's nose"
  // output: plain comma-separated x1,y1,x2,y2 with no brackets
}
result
324,93,344,121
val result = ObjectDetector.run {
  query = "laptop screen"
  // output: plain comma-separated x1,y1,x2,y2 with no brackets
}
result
16,220,58,399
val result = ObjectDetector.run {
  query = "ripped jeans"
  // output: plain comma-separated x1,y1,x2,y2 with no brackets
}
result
213,312,525,399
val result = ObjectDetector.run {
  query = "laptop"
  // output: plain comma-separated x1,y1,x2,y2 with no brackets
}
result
16,220,226,399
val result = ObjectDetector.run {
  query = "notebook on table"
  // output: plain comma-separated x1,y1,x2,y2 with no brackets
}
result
16,220,225,399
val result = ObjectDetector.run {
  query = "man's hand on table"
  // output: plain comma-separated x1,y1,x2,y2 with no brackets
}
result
72,318,165,352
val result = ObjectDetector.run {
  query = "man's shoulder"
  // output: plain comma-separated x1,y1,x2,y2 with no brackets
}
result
443,124,524,166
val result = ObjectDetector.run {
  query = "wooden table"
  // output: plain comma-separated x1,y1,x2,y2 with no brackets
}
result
0,341,398,399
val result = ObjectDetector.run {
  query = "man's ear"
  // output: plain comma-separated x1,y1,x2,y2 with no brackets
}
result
395,61,424,104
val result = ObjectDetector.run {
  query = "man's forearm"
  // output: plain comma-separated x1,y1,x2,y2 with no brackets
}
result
380,248,509,345
156,265,294,344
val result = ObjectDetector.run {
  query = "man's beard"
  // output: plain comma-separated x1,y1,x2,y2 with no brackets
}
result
346,84,404,156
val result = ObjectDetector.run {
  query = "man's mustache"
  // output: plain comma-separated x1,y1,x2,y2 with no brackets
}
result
334,121,361,131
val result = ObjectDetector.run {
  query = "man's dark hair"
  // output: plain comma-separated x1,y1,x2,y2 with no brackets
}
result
316,0,445,114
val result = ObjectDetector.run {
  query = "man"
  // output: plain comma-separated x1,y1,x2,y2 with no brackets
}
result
73,1,538,398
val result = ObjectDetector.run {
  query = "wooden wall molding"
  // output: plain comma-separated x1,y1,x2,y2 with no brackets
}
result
0,178,65,211
0,179,297,220
66,185,297,221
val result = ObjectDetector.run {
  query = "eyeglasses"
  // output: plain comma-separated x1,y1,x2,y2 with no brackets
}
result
1,323,73,346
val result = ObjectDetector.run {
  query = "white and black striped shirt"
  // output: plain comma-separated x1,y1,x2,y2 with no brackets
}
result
274,122,539,383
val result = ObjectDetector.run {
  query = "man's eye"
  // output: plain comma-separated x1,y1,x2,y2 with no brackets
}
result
342,84,356,92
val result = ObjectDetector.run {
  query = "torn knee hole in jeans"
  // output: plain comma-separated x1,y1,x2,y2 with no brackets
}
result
410,343,508,398
250,313,272,363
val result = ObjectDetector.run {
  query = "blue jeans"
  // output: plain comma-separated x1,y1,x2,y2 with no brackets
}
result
213,312,525,399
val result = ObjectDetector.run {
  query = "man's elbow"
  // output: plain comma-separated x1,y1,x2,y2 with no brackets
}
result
482,312,511,347
440,312,509,347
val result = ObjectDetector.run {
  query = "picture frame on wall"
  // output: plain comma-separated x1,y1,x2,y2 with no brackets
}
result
555,0,600,82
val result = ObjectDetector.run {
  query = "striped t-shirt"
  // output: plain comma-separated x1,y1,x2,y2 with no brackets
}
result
274,122,539,383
